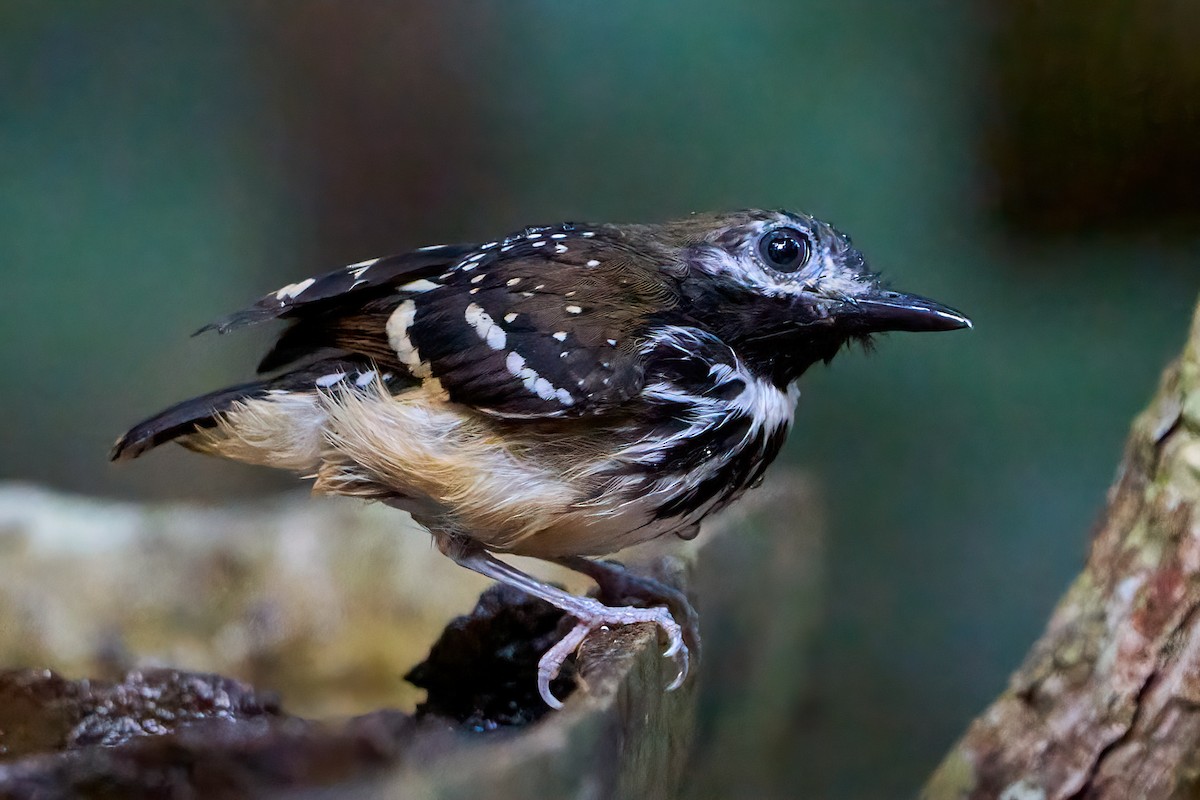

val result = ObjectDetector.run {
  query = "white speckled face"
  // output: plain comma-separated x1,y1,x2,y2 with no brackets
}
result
690,211,875,302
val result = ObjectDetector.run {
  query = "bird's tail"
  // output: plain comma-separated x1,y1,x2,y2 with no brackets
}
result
110,357,404,462
110,379,278,461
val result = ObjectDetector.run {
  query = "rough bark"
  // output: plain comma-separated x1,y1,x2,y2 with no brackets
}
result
925,297,1200,800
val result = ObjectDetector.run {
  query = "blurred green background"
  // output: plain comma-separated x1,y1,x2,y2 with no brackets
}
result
2,1,1198,797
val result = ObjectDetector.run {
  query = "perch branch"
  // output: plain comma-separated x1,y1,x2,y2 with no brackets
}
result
925,297,1200,800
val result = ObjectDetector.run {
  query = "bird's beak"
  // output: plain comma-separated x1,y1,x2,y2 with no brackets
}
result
837,289,971,333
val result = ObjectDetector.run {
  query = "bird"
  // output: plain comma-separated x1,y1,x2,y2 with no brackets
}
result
111,209,970,709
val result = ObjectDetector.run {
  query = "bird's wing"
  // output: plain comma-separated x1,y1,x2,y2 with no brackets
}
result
204,223,680,419
402,226,681,418
195,244,477,335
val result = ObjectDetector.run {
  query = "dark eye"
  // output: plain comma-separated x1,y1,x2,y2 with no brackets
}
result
757,227,812,273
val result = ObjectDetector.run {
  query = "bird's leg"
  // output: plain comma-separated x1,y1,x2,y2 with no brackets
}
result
442,542,688,710
551,555,701,660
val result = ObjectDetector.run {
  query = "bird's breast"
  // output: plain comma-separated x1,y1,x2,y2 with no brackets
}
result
592,373,799,534
310,372,797,558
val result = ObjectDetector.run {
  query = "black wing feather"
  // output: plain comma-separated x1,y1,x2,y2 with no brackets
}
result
406,226,666,418
193,222,672,420
195,245,474,335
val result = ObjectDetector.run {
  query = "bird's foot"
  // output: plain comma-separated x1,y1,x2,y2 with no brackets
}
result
439,544,692,710
537,595,688,710
556,556,701,662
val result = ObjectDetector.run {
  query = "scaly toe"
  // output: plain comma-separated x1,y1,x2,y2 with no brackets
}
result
537,620,591,710
535,601,691,708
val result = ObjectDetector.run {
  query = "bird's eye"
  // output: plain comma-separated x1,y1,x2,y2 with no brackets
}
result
757,228,812,273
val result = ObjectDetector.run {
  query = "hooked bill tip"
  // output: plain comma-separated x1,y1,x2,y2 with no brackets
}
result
847,291,972,334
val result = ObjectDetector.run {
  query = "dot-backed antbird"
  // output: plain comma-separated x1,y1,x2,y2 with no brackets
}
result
112,209,970,708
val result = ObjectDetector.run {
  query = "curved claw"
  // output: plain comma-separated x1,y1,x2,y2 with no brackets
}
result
536,600,691,709
555,556,702,662
538,677,565,710
537,620,592,709
663,620,689,691
665,659,688,692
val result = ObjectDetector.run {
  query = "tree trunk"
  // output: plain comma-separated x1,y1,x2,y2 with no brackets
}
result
925,296,1200,800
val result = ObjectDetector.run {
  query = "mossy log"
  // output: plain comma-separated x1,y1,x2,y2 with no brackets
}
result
926,297,1200,800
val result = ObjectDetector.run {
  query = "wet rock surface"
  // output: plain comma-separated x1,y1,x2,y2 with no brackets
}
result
0,704,429,800
0,668,281,759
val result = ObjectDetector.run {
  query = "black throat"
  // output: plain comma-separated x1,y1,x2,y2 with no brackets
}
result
670,282,850,388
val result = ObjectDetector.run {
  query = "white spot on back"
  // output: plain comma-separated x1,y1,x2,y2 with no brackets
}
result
504,312,519,323
506,277,521,286
386,300,431,378
552,331,568,341
315,372,346,388
416,244,447,251
586,259,600,268
275,277,315,301
400,278,440,293
471,274,486,284
554,244,568,253
346,258,380,279
465,302,506,350
505,351,525,375
565,305,583,314
354,370,377,387
505,351,574,405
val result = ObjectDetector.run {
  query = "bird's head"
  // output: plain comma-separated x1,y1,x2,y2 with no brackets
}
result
648,209,970,384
